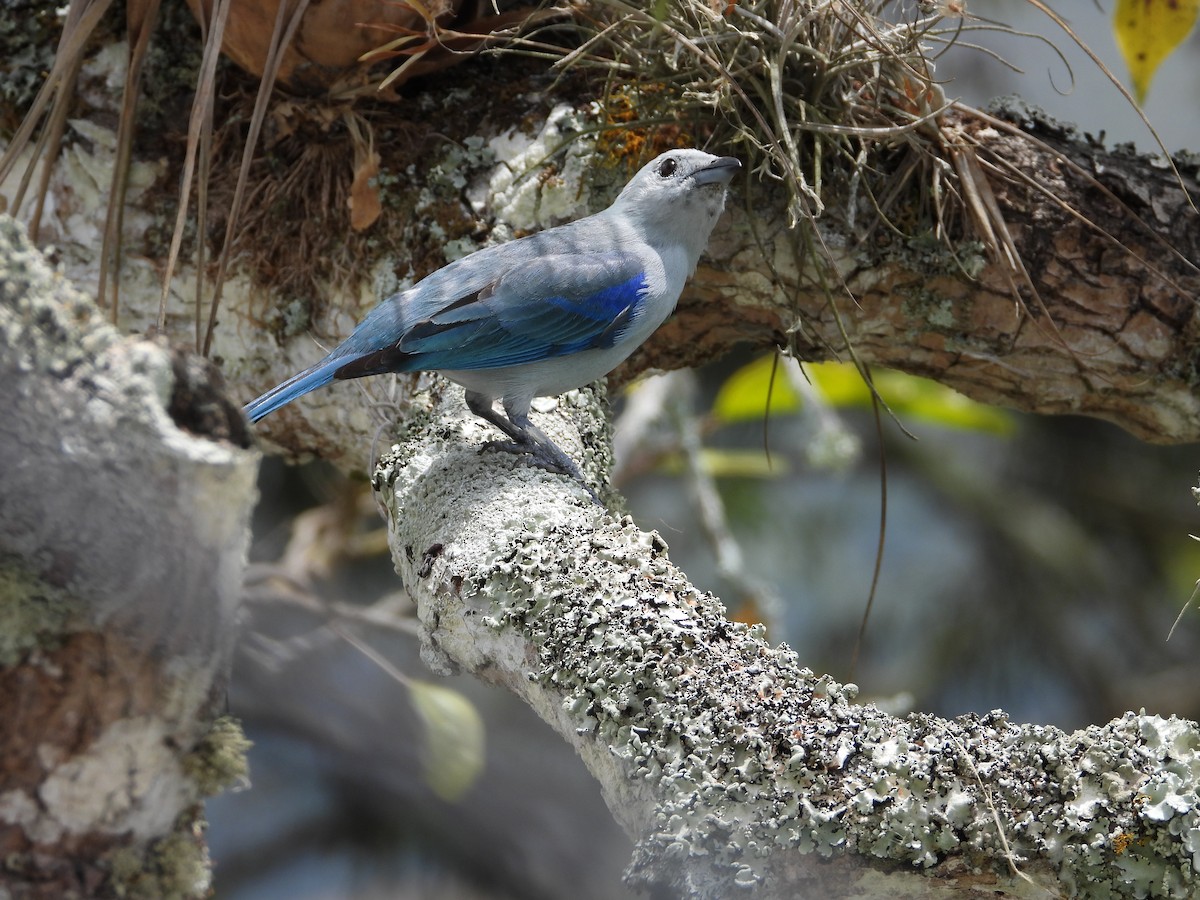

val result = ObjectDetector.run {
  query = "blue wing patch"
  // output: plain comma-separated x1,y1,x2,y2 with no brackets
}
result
396,253,649,371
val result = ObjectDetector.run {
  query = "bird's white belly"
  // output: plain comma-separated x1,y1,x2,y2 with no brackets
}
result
443,339,640,403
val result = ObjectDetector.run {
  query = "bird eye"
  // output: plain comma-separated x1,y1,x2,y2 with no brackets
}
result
657,158,678,178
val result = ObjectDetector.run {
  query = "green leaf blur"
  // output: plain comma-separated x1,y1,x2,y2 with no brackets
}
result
408,679,485,803
713,357,1014,434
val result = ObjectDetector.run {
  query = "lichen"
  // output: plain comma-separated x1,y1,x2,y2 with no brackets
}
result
181,715,252,798
483,104,597,233
377,394,1200,897
488,525,1200,896
0,2,61,133
0,216,119,373
38,717,191,842
899,286,958,331
898,232,988,280
0,557,80,666
107,820,212,900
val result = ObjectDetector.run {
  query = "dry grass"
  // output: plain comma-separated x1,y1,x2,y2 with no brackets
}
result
552,1,959,229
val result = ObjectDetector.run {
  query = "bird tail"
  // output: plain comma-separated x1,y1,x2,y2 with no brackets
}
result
243,357,347,422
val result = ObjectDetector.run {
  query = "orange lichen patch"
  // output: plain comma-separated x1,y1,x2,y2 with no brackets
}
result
595,84,695,173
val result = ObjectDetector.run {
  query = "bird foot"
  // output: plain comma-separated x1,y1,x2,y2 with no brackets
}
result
478,439,601,504
479,438,538,461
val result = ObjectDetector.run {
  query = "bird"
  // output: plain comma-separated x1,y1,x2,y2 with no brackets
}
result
245,148,741,491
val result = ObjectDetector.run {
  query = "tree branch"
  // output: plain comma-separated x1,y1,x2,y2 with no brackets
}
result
228,100,1200,465
377,383,1200,898
637,103,1200,444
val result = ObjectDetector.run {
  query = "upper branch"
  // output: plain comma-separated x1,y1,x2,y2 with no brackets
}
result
6,29,1197,455
232,101,1200,466
636,104,1200,444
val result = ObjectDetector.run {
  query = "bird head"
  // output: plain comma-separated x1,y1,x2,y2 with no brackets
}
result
609,149,741,254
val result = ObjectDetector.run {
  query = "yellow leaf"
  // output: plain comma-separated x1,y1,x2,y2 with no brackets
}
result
408,680,485,802
711,355,800,423
716,358,1013,434
1114,0,1200,104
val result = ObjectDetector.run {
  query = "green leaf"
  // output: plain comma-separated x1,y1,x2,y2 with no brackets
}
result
408,680,485,802
656,449,788,478
809,362,873,406
699,448,788,477
868,369,1015,434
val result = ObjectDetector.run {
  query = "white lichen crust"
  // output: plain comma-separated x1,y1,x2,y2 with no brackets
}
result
376,382,1200,899
0,215,257,896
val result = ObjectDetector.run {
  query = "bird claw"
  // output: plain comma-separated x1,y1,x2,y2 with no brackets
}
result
477,439,601,504
479,439,527,457
478,437,577,476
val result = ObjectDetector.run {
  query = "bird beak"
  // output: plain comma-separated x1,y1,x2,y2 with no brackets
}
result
692,156,741,186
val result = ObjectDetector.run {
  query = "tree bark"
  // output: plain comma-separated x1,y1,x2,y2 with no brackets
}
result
661,103,1200,445
226,96,1200,465
376,381,1200,898
0,219,256,898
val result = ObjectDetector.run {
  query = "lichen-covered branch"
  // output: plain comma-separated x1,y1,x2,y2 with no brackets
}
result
376,385,1200,898
7,54,1199,462
0,218,256,898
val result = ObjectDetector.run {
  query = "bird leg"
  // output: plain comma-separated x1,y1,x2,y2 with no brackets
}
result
464,392,599,502
464,391,529,444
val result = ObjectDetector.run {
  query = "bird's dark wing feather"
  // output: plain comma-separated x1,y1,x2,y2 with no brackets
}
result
392,251,649,371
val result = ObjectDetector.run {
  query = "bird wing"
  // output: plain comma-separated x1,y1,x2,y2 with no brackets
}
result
393,251,650,372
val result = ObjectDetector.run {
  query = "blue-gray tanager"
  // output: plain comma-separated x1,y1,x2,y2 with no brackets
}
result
245,148,740,484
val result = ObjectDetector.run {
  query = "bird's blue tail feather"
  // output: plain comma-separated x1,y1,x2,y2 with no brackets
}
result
244,357,346,422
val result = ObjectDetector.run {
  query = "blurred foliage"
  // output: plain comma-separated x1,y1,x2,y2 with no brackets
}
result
655,447,784,478
408,679,485,803
713,356,1015,435
1164,533,1200,600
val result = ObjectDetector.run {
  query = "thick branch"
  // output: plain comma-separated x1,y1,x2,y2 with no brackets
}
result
0,218,256,898
640,104,1200,444
375,384,1200,898
8,59,1196,460
229,102,1200,464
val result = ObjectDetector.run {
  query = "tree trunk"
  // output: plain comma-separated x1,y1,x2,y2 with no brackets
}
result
0,220,256,898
